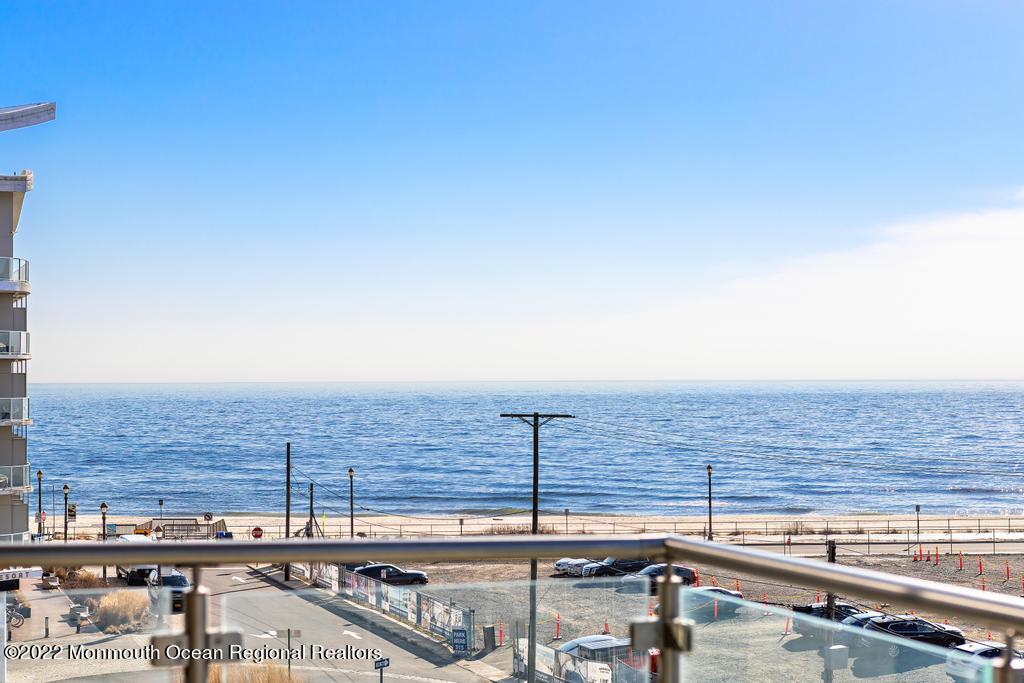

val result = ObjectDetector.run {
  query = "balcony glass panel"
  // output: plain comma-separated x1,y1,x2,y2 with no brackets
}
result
0,257,28,283
0,464,30,490
0,331,29,356
6,583,175,682
223,563,654,682
0,397,29,422
679,588,999,681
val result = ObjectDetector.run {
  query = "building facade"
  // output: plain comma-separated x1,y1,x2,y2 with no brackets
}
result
0,102,55,542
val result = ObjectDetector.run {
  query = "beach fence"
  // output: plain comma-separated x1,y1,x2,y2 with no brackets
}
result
287,561,477,653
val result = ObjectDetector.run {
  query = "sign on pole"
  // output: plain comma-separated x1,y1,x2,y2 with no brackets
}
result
67,503,77,522
251,526,264,539
451,628,468,652
203,512,213,522
374,659,390,670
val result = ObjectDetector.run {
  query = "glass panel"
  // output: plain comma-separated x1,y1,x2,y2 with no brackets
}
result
0,465,30,490
0,258,28,283
678,588,997,681
222,562,653,682
4,575,176,681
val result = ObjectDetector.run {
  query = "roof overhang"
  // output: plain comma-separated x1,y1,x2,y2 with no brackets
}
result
0,102,56,132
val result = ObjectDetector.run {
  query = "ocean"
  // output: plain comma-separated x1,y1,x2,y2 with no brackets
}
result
26,381,1024,518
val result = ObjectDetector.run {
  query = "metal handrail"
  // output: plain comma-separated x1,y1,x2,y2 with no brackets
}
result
4,534,1024,631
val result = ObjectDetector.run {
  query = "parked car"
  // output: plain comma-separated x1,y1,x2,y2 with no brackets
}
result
147,569,191,613
115,534,158,585
619,564,697,594
564,559,594,577
835,611,885,648
946,641,1023,682
554,558,581,574
581,557,652,577
354,563,428,585
850,614,964,656
791,601,862,636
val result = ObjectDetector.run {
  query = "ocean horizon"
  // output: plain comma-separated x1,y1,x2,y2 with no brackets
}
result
26,381,1024,519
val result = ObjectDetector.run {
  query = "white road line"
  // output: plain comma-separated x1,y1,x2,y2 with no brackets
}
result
232,576,246,582
342,629,363,639
289,664,462,683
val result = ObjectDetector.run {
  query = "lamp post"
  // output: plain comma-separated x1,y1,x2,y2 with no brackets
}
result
706,464,714,541
158,498,164,521
348,468,355,539
35,469,42,536
62,484,70,543
100,502,108,582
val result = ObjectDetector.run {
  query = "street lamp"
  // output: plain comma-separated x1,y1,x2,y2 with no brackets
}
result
158,498,164,521
915,504,921,545
62,484,70,544
348,468,355,539
35,469,42,536
706,464,714,541
100,502,109,581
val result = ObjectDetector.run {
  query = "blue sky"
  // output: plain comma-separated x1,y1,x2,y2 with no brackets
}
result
3,2,1024,381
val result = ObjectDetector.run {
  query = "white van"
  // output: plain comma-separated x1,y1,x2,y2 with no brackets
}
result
114,534,158,585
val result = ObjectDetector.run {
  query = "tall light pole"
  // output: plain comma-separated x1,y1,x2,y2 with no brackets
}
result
348,468,355,539
62,484,70,543
706,464,714,541
100,502,108,582
500,411,575,683
35,469,42,536
915,504,921,545
158,498,164,521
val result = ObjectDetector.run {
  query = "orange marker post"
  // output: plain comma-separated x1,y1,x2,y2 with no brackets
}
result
602,617,610,635
1007,560,1011,581
980,559,984,576
982,577,986,591
782,616,791,635
554,613,561,640
735,579,741,592
713,600,719,620
498,621,504,647
935,547,939,566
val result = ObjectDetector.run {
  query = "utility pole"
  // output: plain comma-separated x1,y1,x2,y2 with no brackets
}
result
824,539,837,683
285,442,291,581
308,482,314,537
500,412,574,683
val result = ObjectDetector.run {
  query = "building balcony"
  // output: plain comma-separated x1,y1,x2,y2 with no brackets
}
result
0,398,29,425
0,464,30,493
0,331,29,359
0,257,29,295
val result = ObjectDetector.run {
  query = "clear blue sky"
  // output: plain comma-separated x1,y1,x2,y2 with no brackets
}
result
3,2,1024,381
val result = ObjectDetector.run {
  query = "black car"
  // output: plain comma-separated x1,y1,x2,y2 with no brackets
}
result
355,563,428,585
147,569,191,613
792,601,862,636
861,615,965,656
619,564,697,594
581,557,652,577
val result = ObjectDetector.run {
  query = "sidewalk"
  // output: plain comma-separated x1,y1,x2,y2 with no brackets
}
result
12,576,98,642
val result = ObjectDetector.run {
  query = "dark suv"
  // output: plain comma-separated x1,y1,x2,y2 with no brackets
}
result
792,601,862,636
859,615,965,656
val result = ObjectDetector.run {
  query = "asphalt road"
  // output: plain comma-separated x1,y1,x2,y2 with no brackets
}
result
204,566,491,683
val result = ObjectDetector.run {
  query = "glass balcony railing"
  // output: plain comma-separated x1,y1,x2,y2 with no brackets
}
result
0,464,30,491
0,397,29,423
0,256,29,284
0,330,29,357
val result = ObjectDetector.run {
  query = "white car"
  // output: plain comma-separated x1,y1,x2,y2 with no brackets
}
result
945,641,1021,682
554,558,577,574
565,559,592,576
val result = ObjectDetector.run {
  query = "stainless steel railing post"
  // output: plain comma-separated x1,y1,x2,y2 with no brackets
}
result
657,570,682,683
186,565,208,683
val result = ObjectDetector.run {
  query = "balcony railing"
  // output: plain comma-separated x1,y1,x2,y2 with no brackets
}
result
0,330,29,358
0,463,30,492
0,256,29,282
0,397,28,423
4,534,1024,682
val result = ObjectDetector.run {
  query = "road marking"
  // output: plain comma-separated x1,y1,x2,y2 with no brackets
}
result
251,630,278,638
289,664,460,683
342,630,363,639
232,576,246,583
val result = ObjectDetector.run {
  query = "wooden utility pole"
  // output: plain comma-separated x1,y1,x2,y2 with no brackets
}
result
284,442,291,581
500,412,574,683
824,539,837,683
